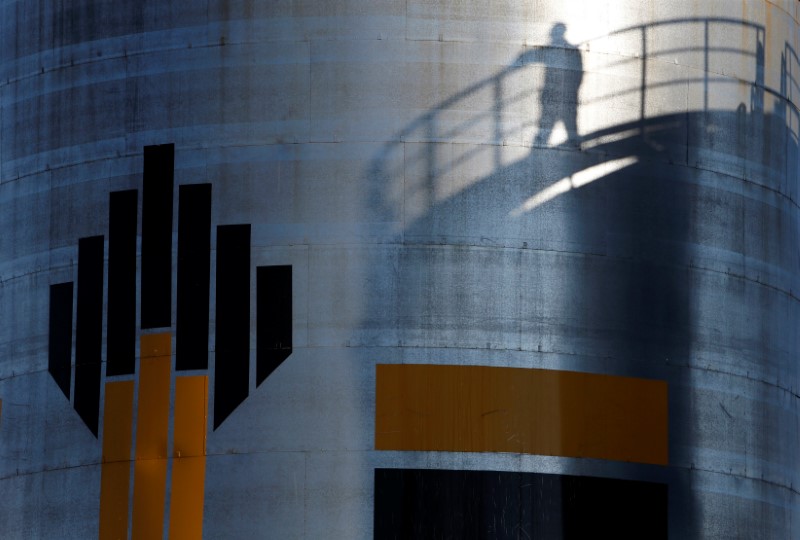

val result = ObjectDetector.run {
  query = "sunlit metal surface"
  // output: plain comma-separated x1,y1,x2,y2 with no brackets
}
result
510,156,639,215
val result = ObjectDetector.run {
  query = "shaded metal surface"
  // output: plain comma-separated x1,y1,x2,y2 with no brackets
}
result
1,0,799,538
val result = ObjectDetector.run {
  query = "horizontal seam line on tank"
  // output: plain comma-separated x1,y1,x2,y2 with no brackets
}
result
0,41,281,88
601,153,800,209
686,464,800,497
1,454,797,497
338,343,800,399
0,461,99,482
0,257,78,281
0,267,72,286
690,262,799,299
682,362,800,400
0,450,311,482
2,353,797,400
1,151,141,187
692,167,800,208
3,28,800,115
1,137,329,185
394,241,800,296
201,449,318,460
4,45,800,116
0,366,67,384
3,136,799,199
1,248,798,304
0,137,527,173
2,233,798,276
1,32,435,89
0,363,138,384
7,158,797,214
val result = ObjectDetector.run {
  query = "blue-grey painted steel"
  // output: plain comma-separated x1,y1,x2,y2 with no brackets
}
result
1,1,798,538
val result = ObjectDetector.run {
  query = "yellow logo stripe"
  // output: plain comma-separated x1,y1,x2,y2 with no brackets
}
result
169,376,208,540
376,364,668,466
132,334,171,539
99,333,209,539
99,381,134,539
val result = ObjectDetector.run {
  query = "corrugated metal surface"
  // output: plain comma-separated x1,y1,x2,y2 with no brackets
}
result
1,1,798,538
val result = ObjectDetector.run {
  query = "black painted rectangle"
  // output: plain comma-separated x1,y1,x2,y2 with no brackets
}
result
374,468,667,540
177,184,212,371
214,224,250,429
48,282,73,399
141,143,174,329
74,236,104,437
107,189,137,376
256,265,292,386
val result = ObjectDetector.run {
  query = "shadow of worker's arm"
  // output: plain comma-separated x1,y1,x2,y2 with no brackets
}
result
514,47,546,68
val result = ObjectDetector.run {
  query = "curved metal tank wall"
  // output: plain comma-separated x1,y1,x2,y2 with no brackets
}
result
1,0,798,538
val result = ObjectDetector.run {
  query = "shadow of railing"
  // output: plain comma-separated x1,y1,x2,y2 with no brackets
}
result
369,17,800,224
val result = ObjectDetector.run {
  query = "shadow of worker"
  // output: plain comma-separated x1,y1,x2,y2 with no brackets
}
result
518,23,583,147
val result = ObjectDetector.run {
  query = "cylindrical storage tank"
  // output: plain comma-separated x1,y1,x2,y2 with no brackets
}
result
1,1,798,538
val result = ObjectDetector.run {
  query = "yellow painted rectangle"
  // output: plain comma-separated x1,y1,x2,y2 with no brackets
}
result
99,381,134,540
135,337,171,460
102,381,135,461
169,457,206,540
375,364,668,466
172,376,207,458
132,333,171,540
131,459,168,540
140,332,171,358
168,376,208,540
99,462,132,540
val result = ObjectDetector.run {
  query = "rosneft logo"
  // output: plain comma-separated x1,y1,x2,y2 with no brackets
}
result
47,144,292,539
